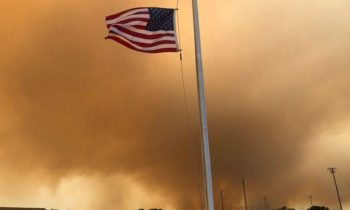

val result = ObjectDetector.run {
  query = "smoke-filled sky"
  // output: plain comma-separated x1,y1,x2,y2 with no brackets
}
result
1,0,350,210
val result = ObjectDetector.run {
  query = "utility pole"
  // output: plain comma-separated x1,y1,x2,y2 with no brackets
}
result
243,178,248,210
221,190,225,210
327,168,343,210
263,197,268,210
309,195,313,207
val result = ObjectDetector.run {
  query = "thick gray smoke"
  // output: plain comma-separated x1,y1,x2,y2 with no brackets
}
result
0,0,350,210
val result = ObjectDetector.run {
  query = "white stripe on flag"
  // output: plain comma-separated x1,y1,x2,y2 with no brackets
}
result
114,14,150,23
106,13,150,25
121,26,175,35
107,8,148,22
109,27,176,43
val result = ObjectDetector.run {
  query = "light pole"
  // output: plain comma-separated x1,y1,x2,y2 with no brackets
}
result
309,195,313,207
327,168,343,210
243,178,248,210
221,190,225,210
263,197,268,210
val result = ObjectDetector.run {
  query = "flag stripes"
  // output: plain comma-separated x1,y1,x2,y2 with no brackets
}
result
105,7,178,53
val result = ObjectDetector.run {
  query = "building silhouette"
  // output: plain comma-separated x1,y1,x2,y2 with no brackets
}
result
0,208,46,210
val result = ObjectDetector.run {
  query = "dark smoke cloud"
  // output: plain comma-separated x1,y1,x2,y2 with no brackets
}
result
0,0,350,210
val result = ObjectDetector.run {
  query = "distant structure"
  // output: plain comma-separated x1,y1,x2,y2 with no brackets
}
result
263,197,269,210
309,195,313,207
221,190,225,210
242,178,248,210
327,167,343,210
0,208,46,210
138,209,163,210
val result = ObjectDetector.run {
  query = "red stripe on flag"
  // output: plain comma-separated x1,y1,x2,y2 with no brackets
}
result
106,36,177,53
132,25,147,30
123,39,176,48
107,33,176,47
111,25,175,39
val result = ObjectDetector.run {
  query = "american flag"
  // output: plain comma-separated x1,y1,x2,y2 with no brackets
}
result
105,7,179,53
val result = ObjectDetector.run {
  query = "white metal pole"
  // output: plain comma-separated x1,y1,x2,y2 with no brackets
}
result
191,0,215,210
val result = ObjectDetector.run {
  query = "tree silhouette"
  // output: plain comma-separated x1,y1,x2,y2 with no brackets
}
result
278,206,295,210
307,206,330,210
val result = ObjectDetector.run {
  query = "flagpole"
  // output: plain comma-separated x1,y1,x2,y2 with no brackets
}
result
191,0,215,210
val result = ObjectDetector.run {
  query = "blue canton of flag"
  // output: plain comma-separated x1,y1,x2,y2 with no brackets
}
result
146,8,174,31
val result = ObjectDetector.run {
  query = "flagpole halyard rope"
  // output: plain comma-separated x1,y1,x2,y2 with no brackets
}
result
176,9,183,58
178,40,206,210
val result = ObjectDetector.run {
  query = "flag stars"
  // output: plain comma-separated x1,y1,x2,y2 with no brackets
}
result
146,8,174,31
